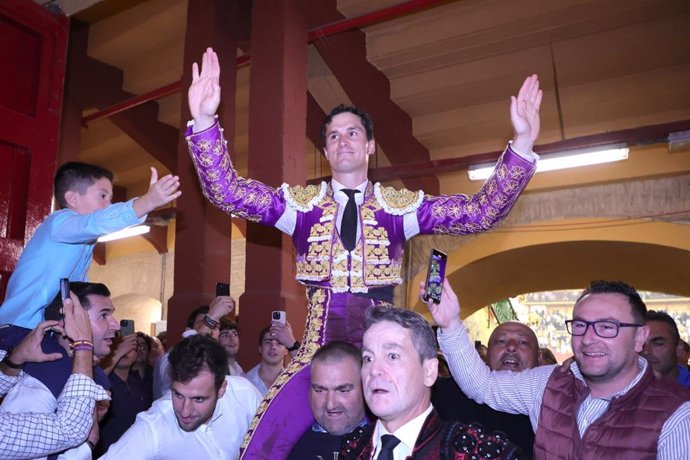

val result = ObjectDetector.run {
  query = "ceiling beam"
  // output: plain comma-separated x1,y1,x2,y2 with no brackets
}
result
69,20,178,171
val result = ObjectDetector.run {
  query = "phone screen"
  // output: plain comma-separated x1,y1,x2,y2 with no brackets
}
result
423,249,447,304
216,282,230,297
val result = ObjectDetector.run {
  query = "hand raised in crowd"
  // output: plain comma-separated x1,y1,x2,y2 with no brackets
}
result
208,295,235,321
421,278,463,333
510,74,543,155
6,320,63,368
63,291,93,342
133,167,182,218
270,320,296,349
189,47,221,132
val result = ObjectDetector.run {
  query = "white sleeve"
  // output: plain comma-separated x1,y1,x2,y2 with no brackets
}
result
56,443,91,460
98,414,158,460
274,206,297,235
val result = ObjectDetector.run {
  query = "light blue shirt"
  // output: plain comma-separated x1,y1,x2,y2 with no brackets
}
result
0,200,144,329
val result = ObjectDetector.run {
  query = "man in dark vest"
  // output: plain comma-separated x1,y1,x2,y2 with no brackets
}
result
428,279,690,459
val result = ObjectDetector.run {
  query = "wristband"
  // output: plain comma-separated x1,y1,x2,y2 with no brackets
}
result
72,340,94,348
1,347,24,370
73,344,94,352
287,341,301,352
202,314,219,330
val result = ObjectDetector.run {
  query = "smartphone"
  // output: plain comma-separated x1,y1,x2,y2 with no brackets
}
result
423,249,447,304
216,282,230,297
120,319,135,337
60,278,70,300
272,310,286,325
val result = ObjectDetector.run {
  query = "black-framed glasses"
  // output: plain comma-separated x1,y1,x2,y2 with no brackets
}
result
565,319,643,338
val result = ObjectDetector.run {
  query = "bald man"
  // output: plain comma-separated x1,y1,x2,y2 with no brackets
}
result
433,321,539,458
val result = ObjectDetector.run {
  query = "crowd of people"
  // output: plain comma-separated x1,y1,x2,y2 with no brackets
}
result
0,45,687,460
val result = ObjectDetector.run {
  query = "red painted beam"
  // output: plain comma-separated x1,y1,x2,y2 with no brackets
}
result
307,0,454,40
82,0,455,124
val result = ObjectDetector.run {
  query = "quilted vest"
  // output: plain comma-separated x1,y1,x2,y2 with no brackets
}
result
533,365,690,459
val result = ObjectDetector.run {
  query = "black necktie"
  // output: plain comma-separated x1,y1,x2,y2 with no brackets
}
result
377,434,400,460
340,189,360,251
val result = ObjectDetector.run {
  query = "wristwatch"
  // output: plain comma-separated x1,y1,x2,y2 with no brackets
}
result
287,341,301,352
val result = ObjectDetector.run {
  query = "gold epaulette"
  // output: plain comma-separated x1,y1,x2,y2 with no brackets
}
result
281,182,327,212
374,183,424,215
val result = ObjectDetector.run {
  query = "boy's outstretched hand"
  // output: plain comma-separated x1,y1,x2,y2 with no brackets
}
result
133,167,182,218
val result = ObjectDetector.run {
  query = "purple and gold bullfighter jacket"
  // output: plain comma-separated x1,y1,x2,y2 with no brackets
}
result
186,120,536,294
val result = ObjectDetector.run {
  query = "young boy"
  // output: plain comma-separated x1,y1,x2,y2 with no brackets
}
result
0,162,181,346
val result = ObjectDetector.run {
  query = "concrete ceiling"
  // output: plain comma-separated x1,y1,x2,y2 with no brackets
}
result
49,0,690,306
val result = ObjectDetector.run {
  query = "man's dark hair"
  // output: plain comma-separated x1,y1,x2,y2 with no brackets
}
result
185,306,210,329
54,161,114,209
258,326,272,346
646,310,680,345
168,334,228,391
576,280,647,323
683,339,690,354
320,104,374,146
219,318,239,333
45,281,111,320
312,341,362,368
364,306,437,362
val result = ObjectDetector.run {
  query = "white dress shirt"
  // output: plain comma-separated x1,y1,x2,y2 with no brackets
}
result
274,179,421,240
245,364,270,397
370,405,433,460
100,376,262,460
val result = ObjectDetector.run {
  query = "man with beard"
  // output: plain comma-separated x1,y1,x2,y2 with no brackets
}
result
0,282,117,460
433,321,538,457
430,279,690,459
101,334,261,459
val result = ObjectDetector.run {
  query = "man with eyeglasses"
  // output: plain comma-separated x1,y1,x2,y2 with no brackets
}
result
426,279,690,460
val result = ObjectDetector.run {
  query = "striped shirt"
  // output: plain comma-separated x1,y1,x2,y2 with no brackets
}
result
0,350,110,460
438,323,690,460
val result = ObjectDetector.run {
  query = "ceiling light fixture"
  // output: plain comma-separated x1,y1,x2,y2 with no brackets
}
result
97,225,151,243
467,143,629,181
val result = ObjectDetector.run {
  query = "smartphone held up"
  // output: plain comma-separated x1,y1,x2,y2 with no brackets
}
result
423,249,447,304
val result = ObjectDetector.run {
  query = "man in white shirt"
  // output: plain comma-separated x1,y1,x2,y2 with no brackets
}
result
245,325,291,396
428,279,690,459
341,306,521,459
101,334,261,459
